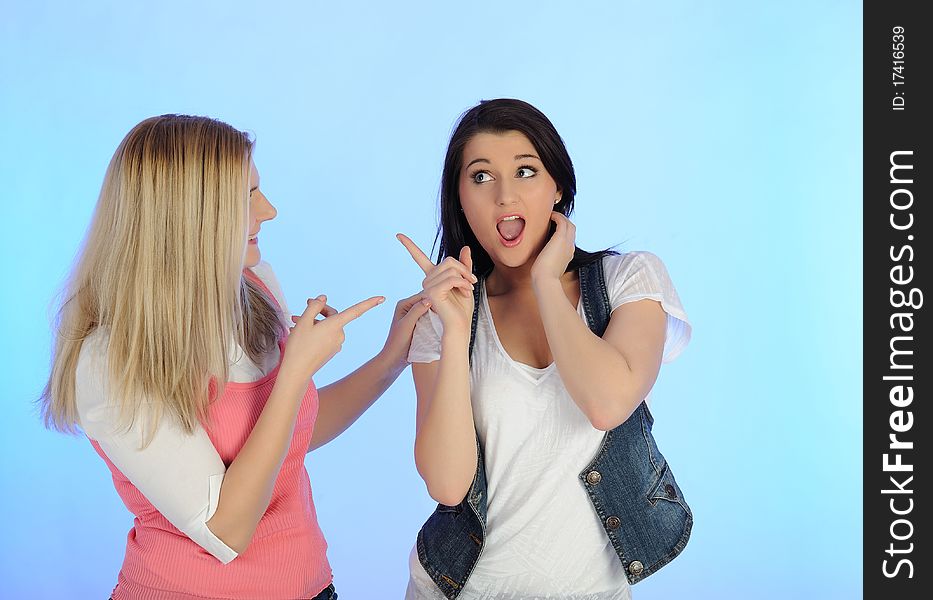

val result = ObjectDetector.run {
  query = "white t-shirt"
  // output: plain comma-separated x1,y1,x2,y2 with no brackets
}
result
74,261,290,564
404,251,692,600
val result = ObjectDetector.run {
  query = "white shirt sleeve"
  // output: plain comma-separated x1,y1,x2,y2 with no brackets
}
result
604,251,692,363
249,260,290,315
407,310,444,364
75,330,239,564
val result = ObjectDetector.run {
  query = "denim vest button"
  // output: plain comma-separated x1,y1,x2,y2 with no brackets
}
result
664,483,677,499
606,516,621,530
628,560,644,576
585,470,602,485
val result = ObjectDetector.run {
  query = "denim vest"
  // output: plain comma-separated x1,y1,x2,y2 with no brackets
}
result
416,258,693,599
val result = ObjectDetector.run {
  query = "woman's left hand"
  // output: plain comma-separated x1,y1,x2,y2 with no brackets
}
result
531,211,576,283
379,291,432,373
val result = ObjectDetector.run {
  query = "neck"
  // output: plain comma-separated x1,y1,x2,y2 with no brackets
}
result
485,260,536,295
485,257,577,296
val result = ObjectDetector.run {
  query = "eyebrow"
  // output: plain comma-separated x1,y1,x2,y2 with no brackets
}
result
464,154,541,170
465,158,490,169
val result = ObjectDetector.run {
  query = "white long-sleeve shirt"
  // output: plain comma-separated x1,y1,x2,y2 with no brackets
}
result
75,261,290,564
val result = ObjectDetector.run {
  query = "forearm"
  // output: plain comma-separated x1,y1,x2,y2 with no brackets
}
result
206,370,309,553
533,278,641,429
415,331,477,506
310,351,406,451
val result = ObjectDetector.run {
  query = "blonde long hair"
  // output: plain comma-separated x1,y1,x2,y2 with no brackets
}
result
40,115,286,445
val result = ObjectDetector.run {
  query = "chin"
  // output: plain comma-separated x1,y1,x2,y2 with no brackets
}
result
501,255,530,269
489,247,534,269
244,248,261,268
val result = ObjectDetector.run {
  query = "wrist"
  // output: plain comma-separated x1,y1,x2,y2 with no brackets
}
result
441,325,471,349
531,273,562,295
374,346,407,379
278,356,315,386
274,362,314,397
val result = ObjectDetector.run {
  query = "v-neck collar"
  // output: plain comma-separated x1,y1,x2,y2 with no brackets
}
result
480,280,583,386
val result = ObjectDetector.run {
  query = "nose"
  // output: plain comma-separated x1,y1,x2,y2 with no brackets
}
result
259,194,277,222
495,178,519,207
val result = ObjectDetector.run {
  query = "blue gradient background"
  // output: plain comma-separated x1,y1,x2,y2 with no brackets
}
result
1,1,862,598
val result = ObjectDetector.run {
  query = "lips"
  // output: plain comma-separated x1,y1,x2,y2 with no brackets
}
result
496,214,525,247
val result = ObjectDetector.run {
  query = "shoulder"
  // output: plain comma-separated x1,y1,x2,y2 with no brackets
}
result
76,328,109,387
600,250,671,286
75,329,171,439
599,250,687,318
600,251,692,362
411,309,444,343
408,310,445,364
601,249,666,270
74,328,113,425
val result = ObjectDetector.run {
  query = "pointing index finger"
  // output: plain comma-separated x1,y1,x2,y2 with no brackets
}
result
334,295,386,325
397,233,435,275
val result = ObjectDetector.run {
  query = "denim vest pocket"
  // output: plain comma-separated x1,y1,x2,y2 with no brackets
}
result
648,461,691,515
417,500,484,599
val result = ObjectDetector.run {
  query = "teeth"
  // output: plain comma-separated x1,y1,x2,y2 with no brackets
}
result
500,216,522,221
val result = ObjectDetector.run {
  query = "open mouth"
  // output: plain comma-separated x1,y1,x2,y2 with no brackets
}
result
248,233,259,245
496,214,525,247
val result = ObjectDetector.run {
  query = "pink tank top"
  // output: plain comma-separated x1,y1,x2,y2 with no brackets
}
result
89,271,332,599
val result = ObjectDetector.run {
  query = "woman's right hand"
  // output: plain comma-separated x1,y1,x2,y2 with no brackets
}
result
281,294,386,381
397,233,477,335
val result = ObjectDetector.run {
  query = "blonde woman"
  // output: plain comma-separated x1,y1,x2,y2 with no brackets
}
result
40,115,426,600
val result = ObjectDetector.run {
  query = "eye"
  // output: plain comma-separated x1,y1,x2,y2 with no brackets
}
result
516,166,537,178
471,171,494,184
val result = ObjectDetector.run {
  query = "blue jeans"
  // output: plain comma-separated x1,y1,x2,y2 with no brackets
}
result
311,583,338,600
